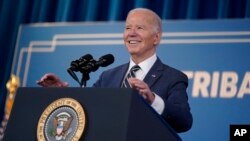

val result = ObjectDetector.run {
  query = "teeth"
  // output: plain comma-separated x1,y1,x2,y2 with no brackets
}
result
129,41,139,44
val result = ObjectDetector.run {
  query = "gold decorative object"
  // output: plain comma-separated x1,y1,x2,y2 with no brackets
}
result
0,74,20,139
5,74,20,119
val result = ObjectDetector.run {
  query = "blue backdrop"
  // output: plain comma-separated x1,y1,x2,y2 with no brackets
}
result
11,19,250,141
1,0,250,126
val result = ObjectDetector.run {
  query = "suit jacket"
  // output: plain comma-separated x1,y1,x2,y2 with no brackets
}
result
93,57,193,133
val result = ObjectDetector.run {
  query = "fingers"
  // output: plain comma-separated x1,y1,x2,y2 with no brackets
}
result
60,82,69,87
128,78,144,89
128,78,155,103
36,79,54,87
36,73,68,87
36,80,44,86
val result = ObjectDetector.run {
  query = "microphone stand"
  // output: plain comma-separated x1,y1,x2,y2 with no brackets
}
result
67,68,89,87
80,72,90,88
67,69,82,87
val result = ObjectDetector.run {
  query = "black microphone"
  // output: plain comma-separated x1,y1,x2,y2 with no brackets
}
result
96,54,115,67
69,54,93,71
80,54,114,73
67,54,93,86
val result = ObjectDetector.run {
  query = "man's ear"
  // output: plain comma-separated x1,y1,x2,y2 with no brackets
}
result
153,32,161,46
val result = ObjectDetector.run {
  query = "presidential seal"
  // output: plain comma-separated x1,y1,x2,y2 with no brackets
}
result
37,98,86,141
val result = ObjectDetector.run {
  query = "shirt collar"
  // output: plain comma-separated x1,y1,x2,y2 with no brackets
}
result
129,53,157,74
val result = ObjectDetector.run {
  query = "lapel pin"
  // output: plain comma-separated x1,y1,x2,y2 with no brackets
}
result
151,74,156,78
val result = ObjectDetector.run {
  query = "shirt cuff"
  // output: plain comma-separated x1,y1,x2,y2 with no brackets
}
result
151,92,165,114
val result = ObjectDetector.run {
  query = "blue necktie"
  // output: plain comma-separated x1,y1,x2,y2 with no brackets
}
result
121,65,140,88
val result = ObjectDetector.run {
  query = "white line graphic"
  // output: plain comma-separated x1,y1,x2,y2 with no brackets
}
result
14,31,250,86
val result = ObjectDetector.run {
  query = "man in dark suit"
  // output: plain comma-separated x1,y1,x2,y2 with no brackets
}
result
37,8,192,133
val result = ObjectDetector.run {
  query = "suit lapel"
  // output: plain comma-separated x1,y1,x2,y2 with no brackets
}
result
115,63,129,87
143,58,164,88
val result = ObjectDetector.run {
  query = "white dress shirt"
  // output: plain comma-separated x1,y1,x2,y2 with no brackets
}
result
125,54,165,114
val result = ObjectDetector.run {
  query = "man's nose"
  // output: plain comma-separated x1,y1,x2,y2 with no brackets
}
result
128,29,137,36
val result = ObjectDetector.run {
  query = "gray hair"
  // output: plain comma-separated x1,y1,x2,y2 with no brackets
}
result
127,8,162,34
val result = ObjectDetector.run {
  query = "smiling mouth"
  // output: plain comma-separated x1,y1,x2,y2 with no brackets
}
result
128,40,141,44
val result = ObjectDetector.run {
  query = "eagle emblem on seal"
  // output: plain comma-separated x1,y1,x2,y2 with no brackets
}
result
52,112,73,140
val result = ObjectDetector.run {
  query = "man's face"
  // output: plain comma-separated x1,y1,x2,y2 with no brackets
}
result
123,11,160,60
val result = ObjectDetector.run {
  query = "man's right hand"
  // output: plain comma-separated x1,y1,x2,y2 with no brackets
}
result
36,73,69,87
